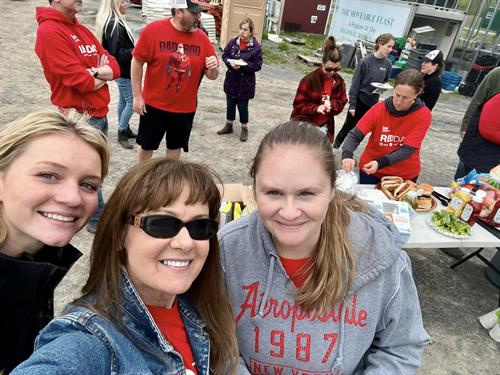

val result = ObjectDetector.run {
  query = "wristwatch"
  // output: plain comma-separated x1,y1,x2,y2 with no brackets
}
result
90,67,99,78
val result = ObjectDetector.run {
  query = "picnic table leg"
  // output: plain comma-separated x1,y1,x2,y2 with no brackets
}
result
450,248,484,269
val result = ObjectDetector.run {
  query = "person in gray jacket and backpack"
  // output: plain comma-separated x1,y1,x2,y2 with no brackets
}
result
334,33,394,148
219,121,429,374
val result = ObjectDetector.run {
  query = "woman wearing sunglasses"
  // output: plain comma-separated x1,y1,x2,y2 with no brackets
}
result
291,36,347,144
219,121,429,374
0,109,109,373
13,159,238,374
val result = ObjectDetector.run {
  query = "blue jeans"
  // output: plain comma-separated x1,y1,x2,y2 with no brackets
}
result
116,78,133,132
359,171,381,185
454,160,472,181
226,96,249,124
87,116,108,227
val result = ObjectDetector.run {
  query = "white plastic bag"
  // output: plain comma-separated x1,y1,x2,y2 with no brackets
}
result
335,170,358,194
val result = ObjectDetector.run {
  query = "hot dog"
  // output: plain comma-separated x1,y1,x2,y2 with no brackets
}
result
393,182,411,200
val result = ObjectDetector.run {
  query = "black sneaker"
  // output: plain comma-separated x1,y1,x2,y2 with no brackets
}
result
125,126,137,139
118,131,133,149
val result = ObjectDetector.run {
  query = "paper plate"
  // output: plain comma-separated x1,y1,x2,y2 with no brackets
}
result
426,217,472,239
371,82,393,90
227,59,248,66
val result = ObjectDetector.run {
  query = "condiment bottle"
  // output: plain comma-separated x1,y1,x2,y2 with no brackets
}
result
448,188,471,218
487,199,500,228
460,190,486,226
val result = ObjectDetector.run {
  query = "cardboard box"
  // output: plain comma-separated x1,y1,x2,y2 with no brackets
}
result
218,184,256,228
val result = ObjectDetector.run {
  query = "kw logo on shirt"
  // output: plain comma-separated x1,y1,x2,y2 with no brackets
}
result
77,44,98,56
378,133,406,147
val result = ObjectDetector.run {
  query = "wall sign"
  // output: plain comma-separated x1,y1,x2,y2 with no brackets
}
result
329,0,412,44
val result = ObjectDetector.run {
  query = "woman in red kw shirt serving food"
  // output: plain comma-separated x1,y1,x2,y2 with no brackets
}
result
341,69,432,184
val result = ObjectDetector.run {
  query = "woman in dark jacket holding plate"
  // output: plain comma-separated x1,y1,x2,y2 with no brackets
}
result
217,18,263,142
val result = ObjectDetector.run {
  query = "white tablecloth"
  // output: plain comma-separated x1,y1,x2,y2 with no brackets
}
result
357,186,500,249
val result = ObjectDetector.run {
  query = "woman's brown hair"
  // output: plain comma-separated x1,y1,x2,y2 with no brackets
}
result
80,158,238,374
239,17,254,35
250,122,365,311
322,36,342,64
374,33,394,51
395,68,425,95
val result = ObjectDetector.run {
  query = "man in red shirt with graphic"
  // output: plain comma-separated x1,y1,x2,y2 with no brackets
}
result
35,0,120,232
131,0,219,162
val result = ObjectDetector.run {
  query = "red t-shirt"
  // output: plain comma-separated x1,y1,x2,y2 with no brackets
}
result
147,302,198,374
133,18,217,113
479,93,500,145
279,256,312,288
239,39,249,50
312,75,334,126
356,101,432,180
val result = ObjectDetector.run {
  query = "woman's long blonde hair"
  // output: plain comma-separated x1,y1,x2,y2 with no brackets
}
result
250,121,366,311
80,159,238,374
95,0,135,45
0,109,109,245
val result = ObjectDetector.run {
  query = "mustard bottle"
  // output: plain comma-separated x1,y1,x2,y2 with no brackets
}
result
447,188,471,218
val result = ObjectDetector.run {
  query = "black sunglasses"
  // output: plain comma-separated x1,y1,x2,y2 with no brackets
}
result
130,215,218,240
324,66,342,72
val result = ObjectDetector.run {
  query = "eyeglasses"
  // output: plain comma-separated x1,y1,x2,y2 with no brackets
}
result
130,215,218,240
324,66,342,73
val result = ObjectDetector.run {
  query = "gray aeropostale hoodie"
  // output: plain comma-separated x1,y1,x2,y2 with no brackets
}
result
219,208,430,375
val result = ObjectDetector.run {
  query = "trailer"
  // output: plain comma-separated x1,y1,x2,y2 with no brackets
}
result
329,0,467,61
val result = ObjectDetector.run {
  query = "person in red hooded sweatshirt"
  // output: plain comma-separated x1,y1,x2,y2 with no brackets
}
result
35,0,120,233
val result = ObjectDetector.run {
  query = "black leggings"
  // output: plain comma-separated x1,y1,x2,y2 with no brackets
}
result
334,100,372,147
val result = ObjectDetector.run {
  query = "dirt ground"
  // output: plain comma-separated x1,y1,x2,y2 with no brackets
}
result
1,1,498,373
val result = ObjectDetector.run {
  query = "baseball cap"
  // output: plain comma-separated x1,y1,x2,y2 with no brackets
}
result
172,0,205,12
423,50,444,66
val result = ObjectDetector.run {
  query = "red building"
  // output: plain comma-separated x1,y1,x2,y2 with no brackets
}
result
274,0,332,35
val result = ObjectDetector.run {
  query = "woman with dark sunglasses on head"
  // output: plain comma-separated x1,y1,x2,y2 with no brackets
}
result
12,159,238,374
291,36,347,144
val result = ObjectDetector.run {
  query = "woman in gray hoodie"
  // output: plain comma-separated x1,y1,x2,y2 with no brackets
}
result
219,121,429,374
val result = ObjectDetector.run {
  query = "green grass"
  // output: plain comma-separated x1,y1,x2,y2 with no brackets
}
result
262,31,352,76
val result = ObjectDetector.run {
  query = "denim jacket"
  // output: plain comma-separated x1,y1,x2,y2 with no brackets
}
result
12,271,211,374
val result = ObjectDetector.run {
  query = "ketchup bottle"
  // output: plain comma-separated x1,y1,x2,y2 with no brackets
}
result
487,199,500,228
460,190,486,226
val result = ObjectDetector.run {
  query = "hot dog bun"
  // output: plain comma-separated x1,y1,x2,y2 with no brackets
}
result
394,182,411,200
416,196,433,210
419,183,433,195
381,176,403,184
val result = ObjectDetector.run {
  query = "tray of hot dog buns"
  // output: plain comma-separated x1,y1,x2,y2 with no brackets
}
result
377,176,438,212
